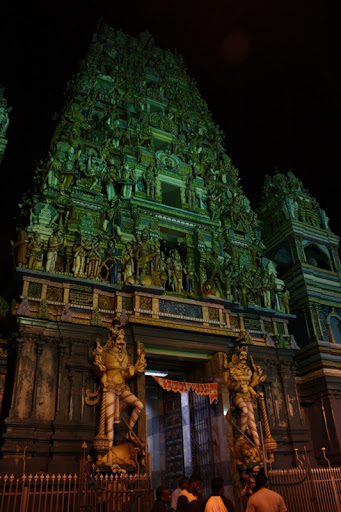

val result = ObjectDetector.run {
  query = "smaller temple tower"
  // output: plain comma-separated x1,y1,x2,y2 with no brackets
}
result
259,169,341,464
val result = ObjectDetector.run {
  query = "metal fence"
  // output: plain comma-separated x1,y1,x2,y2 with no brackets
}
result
269,466,341,512
0,463,154,512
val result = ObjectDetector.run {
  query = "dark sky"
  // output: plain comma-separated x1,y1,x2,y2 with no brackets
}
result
0,1,340,294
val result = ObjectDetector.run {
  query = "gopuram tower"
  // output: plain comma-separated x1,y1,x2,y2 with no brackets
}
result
2,21,310,492
259,171,341,465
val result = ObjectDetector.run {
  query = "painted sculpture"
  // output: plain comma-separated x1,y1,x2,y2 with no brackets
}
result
223,335,277,466
86,324,146,467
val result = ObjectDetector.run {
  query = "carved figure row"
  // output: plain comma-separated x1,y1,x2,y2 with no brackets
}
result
11,228,291,313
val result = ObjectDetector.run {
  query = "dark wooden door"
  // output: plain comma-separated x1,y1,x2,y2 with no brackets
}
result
189,390,215,498
163,390,185,491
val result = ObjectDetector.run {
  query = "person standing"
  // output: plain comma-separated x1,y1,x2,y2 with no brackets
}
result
246,471,287,512
151,486,171,512
170,477,189,511
177,474,202,512
202,477,235,512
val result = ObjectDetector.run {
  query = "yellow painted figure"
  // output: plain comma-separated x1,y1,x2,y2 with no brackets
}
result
92,325,146,465
223,338,266,450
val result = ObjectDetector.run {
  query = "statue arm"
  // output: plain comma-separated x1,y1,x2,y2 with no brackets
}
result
93,354,107,386
134,341,147,373
228,379,243,392
122,364,135,379
250,357,267,388
250,372,267,388
222,353,231,387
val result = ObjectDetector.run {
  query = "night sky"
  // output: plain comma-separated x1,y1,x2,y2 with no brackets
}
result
0,1,340,296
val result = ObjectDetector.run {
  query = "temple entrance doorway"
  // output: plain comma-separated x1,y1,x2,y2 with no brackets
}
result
146,374,216,498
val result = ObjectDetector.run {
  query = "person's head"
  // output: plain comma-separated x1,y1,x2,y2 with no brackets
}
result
255,470,268,489
211,477,224,495
179,477,189,490
188,474,202,495
155,486,171,502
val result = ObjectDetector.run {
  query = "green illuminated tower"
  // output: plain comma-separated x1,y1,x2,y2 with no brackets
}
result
259,170,341,464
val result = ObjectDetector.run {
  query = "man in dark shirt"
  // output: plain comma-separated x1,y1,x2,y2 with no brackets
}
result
202,477,236,512
151,485,171,512
177,474,202,512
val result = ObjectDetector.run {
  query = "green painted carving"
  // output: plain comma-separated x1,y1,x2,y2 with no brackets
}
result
260,169,329,233
37,299,50,320
90,307,102,326
12,23,289,313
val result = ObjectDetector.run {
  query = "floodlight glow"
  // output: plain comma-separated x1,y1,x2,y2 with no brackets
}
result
145,371,168,377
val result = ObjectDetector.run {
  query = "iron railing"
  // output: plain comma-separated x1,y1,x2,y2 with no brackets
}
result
269,465,341,512
0,447,154,512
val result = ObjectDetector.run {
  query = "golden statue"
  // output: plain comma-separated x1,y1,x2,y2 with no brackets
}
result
223,334,276,464
86,324,147,466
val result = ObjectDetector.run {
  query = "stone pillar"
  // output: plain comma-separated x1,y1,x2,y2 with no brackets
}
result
50,335,98,474
30,337,45,418
0,334,54,474
7,336,26,418
293,235,306,263
275,360,309,463
205,352,242,510
181,391,192,477
54,339,67,419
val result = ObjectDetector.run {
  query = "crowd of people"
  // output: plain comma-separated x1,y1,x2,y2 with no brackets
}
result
151,470,287,512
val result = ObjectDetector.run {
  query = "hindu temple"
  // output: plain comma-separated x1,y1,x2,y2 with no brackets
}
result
1,19,340,505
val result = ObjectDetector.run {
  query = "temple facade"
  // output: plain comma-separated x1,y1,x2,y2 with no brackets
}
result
1,20,339,502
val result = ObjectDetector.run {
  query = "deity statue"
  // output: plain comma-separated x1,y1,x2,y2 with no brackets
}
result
261,269,276,309
186,175,196,209
143,164,158,199
121,162,136,199
223,341,264,450
100,240,121,284
167,249,184,293
223,337,276,464
281,288,290,314
27,232,44,270
103,167,118,202
88,325,146,466
121,241,135,283
11,229,29,268
86,235,102,279
72,232,88,277
135,228,159,282
45,228,66,273
184,252,196,295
